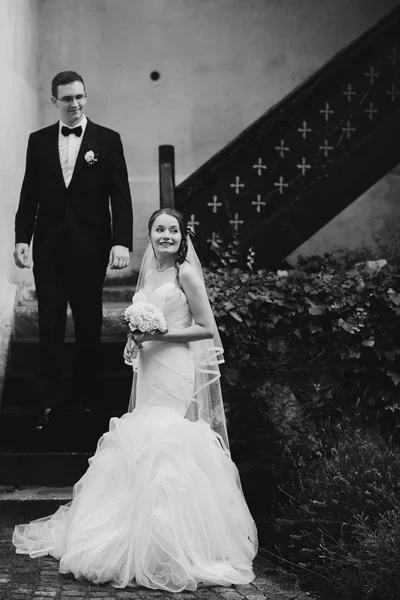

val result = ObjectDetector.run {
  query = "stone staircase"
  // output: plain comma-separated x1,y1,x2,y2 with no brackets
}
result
0,281,136,487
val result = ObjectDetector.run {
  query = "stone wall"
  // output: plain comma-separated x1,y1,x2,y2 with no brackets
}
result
0,0,39,287
5,0,399,285
288,171,400,264
0,0,40,400
30,0,399,275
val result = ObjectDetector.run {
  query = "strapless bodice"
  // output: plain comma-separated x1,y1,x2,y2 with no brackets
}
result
133,282,192,330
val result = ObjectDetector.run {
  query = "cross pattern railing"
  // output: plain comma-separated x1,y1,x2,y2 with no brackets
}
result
159,6,400,267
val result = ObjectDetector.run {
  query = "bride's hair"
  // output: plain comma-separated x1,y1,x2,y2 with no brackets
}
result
148,208,190,267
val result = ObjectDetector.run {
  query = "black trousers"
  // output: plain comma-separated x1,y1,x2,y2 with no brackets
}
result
33,257,108,407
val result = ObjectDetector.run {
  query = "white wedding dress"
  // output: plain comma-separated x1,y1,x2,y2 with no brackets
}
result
12,276,257,592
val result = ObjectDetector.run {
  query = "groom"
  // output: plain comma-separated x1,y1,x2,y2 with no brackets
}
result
14,71,133,430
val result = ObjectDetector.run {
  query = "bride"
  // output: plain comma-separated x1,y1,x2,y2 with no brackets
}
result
12,208,258,593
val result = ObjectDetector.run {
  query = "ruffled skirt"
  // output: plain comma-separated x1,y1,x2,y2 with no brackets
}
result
13,405,257,592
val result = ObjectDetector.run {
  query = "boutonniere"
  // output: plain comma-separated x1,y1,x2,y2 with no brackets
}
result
84,145,99,166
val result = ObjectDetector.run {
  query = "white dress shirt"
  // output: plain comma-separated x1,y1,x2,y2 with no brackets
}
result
58,115,88,188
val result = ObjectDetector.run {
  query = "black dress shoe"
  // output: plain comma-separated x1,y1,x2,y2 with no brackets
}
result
78,401,92,414
34,407,53,431
75,393,99,413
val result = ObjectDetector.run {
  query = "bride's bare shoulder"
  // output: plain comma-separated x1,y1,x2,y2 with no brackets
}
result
177,261,202,287
177,261,196,276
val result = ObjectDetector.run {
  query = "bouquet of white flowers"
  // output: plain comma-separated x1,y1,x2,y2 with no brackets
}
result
123,300,168,368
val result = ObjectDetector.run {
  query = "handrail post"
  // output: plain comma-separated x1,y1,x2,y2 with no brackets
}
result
159,145,175,208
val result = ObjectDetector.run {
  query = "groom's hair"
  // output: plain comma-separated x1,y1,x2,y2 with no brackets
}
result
51,71,85,97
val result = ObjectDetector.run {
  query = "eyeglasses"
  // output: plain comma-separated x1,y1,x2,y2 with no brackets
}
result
56,94,86,104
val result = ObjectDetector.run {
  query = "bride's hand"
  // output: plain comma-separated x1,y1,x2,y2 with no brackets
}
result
138,332,155,343
138,330,167,343
133,332,145,346
123,338,137,363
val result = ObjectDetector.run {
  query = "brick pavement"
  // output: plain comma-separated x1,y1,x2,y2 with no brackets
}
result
0,518,314,600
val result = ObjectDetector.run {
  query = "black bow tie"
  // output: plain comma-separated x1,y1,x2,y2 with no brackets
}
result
61,125,82,137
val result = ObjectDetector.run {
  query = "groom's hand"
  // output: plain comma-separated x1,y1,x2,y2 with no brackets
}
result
108,245,130,270
14,243,31,269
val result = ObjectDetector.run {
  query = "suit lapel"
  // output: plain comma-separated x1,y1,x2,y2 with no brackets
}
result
48,123,66,188
69,118,97,188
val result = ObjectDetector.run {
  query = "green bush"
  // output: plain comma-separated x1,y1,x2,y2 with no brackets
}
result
202,245,400,598
204,252,400,435
275,427,400,599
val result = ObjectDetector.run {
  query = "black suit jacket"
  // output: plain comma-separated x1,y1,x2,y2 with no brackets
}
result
15,118,133,269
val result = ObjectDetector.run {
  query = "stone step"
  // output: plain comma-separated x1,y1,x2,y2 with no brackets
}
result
17,280,137,306
7,338,130,376
0,407,123,454
1,371,132,409
18,286,135,305
0,452,91,487
13,304,129,340
0,488,73,520
0,486,73,520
